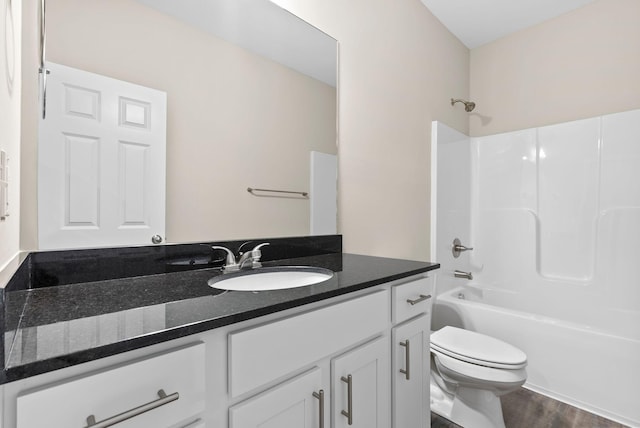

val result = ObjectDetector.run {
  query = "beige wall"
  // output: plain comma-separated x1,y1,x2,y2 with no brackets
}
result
17,0,637,262
21,0,337,247
0,0,21,269
271,0,470,261
470,0,640,137
21,0,468,260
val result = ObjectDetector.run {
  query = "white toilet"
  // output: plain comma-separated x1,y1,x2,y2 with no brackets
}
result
430,326,527,428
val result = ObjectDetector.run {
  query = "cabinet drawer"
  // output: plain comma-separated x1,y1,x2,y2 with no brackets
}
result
392,276,433,324
16,343,205,428
229,290,389,397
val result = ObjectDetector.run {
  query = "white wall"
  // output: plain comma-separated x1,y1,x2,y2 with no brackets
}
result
0,0,21,271
467,109,640,331
435,108,640,329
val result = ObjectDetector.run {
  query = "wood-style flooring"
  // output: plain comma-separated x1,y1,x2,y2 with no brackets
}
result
430,387,630,428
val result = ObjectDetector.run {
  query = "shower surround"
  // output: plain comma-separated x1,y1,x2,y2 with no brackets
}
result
431,109,640,427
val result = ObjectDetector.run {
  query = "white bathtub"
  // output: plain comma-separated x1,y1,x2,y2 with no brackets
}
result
432,285,640,427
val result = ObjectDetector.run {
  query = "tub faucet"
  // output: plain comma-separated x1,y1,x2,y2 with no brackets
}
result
454,270,473,280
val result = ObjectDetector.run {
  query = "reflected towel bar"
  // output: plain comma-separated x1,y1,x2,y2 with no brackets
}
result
247,187,308,198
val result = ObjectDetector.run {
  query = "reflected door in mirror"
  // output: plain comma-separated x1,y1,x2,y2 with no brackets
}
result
38,62,167,249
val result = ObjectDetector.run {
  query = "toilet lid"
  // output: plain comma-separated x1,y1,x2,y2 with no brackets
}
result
431,326,527,369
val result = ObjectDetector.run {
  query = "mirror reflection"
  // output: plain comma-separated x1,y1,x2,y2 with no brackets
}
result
42,0,337,248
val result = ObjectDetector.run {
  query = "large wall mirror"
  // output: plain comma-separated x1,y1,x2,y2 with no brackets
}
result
41,0,337,247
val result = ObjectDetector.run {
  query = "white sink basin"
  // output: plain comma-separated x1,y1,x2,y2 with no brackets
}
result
207,266,334,291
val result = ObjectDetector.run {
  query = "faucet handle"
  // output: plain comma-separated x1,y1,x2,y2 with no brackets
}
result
251,242,270,256
252,242,270,250
211,246,239,271
250,242,270,267
452,238,473,258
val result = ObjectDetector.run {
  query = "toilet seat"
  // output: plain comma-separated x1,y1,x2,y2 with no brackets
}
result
431,326,527,370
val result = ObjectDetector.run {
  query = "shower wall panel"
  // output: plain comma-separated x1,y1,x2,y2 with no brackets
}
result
467,108,640,328
432,123,471,295
537,118,600,281
598,110,640,315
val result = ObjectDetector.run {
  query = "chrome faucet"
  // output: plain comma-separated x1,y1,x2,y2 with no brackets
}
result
211,243,270,272
454,270,473,280
238,243,270,269
210,246,239,271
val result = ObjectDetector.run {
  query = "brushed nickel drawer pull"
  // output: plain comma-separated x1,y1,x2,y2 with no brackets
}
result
313,389,325,428
85,389,179,427
406,294,431,306
400,340,411,380
341,375,353,425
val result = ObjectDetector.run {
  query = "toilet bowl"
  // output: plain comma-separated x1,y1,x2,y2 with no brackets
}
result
430,326,527,428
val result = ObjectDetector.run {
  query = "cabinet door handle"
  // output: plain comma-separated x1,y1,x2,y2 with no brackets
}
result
406,294,431,306
312,389,325,428
399,340,411,380
85,389,179,428
340,374,353,425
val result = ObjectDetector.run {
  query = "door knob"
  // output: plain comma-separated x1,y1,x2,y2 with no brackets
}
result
151,235,163,244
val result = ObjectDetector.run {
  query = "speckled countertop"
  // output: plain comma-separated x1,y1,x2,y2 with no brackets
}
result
1,236,439,384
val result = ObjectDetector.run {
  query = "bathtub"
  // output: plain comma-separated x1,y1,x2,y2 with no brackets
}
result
432,285,640,427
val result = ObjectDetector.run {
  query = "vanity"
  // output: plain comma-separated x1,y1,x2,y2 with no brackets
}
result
0,236,439,427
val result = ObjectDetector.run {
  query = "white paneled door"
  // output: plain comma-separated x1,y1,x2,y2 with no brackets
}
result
39,62,166,249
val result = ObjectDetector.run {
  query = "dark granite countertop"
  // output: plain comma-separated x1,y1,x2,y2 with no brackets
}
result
1,236,439,385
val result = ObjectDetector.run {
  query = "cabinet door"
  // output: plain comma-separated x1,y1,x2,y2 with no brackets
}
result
332,336,390,428
229,368,324,428
392,314,430,428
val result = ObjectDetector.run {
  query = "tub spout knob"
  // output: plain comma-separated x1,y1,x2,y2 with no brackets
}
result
452,238,474,258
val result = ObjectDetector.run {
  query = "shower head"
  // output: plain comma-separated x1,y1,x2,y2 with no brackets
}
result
451,98,476,112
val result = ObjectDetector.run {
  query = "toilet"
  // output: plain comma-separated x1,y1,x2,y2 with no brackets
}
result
430,326,527,428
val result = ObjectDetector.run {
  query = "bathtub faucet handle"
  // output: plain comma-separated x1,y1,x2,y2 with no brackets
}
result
452,238,474,258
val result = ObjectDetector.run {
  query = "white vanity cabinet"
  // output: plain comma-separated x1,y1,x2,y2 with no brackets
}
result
1,272,435,428
229,368,323,428
228,336,389,428
227,289,391,428
226,274,433,428
332,335,389,428
391,276,433,428
392,314,430,428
